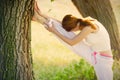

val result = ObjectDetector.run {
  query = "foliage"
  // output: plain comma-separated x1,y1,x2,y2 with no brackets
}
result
53,59,97,80
113,59,120,80
33,56,120,80
34,64,63,80
33,59,97,80
51,0,54,2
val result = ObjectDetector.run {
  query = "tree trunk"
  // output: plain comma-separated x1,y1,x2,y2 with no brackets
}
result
72,0,120,59
0,0,34,80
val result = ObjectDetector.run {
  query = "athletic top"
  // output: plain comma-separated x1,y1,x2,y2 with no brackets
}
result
85,20,111,51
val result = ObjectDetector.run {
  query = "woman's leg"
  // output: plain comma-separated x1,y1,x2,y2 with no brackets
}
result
72,41,93,64
93,53,114,80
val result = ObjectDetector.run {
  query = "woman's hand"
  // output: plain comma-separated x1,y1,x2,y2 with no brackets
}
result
34,1,41,15
44,20,57,33
32,1,40,21
83,16,95,22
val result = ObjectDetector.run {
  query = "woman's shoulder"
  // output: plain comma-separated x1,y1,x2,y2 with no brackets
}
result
84,16,96,21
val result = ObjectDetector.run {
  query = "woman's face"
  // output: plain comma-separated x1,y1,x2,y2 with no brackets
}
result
71,25,80,32
71,23,80,32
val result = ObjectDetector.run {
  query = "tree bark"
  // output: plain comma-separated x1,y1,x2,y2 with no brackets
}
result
0,0,34,80
72,0,120,59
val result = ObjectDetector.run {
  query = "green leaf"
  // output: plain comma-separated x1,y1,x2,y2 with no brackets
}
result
51,0,54,2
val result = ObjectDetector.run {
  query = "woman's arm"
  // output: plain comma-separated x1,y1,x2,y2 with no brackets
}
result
33,1,49,20
54,27,93,46
33,1,61,23
45,23,94,46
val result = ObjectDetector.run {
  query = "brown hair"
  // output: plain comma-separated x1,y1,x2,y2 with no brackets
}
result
62,14,96,31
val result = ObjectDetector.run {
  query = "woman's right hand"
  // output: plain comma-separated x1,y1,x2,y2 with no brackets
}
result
34,1,41,15
83,16,95,22
32,1,42,21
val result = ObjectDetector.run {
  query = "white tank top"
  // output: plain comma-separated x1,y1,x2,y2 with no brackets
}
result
85,20,111,52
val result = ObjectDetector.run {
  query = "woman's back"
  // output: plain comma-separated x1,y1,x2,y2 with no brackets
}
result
85,20,111,52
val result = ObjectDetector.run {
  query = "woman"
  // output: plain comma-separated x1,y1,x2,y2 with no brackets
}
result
33,1,114,80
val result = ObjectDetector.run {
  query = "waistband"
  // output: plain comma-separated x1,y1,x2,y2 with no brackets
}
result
92,52,113,64
99,53,113,58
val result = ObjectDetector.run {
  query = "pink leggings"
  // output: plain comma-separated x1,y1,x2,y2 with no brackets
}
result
92,52,113,80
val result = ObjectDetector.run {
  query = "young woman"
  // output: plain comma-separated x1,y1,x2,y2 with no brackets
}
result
33,1,114,80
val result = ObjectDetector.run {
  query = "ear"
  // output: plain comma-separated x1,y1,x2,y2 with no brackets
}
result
76,22,80,27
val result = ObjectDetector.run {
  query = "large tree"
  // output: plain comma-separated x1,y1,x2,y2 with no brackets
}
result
0,0,34,80
72,0,120,59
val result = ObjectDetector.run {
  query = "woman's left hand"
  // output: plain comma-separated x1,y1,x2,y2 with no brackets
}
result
44,21,57,33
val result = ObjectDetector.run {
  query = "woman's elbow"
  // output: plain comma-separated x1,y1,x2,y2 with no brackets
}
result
68,42,76,46
68,40,82,46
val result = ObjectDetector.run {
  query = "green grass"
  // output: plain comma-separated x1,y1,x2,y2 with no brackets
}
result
33,59,97,80
33,62,65,80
